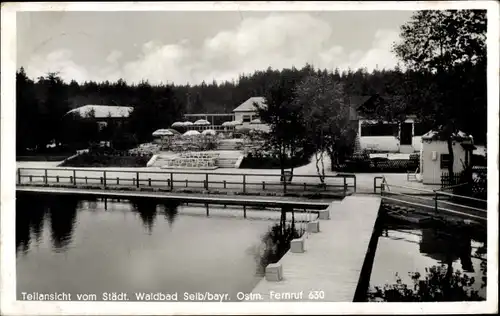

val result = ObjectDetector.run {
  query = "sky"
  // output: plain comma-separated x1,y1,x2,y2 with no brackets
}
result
17,10,415,85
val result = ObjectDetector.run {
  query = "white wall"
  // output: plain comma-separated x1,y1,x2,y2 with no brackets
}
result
412,136,423,152
359,136,400,152
421,140,468,184
236,123,270,133
234,111,257,122
357,118,421,153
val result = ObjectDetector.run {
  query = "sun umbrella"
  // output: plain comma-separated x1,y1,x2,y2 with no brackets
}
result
183,121,194,126
152,129,174,137
167,128,181,135
183,130,200,137
171,122,184,127
194,119,211,125
222,121,233,126
202,129,216,136
232,120,243,126
251,118,262,124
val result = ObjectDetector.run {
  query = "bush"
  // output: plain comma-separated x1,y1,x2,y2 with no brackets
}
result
60,146,152,167
253,217,302,275
112,133,138,151
368,264,485,302
239,151,310,169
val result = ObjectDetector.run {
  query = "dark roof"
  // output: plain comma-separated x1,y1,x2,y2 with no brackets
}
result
461,143,477,150
348,94,409,120
347,95,373,109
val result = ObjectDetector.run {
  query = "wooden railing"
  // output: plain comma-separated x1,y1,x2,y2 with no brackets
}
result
17,167,356,196
184,125,235,132
374,176,487,222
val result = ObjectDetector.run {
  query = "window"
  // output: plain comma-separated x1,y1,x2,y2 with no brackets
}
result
414,122,432,136
360,122,397,137
242,115,251,123
440,154,451,169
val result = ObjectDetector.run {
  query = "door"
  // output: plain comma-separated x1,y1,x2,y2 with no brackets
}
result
400,123,413,145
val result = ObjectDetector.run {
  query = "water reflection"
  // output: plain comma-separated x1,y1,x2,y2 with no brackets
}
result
16,193,276,300
162,201,180,227
420,228,474,272
254,208,302,275
131,199,158,234
370,221,487,300
47,195,79,252
16,197,35,254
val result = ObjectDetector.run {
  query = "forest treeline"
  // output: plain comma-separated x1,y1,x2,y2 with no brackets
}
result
16,62,486,155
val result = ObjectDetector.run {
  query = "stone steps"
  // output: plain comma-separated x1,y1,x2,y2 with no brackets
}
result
217,157,238,168
217,140,243,151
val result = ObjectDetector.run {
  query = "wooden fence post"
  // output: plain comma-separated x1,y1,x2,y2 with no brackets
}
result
136,172,140,188
73,170,77,185
45,169,48,184
18,168,21,184
434,191,439,213
243,175,246,194
170,172,174,190
103,171,107,187
205,173,209,190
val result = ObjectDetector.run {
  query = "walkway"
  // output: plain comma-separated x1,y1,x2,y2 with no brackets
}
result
250,195,381,302
16,153,441,194
16,186,335,210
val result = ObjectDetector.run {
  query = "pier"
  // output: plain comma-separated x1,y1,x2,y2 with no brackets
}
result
16,186,334,211
250,195,382,302
16,167,356,197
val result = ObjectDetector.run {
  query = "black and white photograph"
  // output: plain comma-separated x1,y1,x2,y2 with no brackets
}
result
1,1,498,315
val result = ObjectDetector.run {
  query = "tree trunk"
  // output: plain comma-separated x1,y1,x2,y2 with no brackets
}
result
447,137,455,185
315,152,325,185
280,207,287,236
280,144,286,180
326,148,336,171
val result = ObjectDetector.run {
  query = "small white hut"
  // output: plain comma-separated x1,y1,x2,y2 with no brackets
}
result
420,129,476,185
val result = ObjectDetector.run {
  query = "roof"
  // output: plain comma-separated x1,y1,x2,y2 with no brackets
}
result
347,95,373,109
233,97,266,112
421,129,473,141
66,105,133,118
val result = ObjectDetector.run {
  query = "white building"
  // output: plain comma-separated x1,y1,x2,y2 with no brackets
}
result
65,104,133,130
348,95,428,153
232,97,270,132
190,95,431,150
419,129,476,185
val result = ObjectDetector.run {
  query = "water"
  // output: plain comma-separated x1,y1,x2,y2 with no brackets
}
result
369,222,487,300
15,193,311,302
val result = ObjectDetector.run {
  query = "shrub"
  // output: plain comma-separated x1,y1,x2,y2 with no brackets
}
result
368,264,485,302
253,217,302,275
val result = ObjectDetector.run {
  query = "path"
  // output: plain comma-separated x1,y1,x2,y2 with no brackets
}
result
16,153,442,194
250,195,381,302
16,186,336,210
